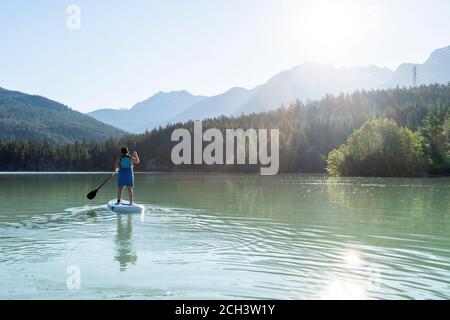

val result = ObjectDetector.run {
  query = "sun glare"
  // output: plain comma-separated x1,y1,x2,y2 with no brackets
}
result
302,1,380,51
344,250,363,268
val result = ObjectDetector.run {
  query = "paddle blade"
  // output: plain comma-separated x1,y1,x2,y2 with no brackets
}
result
86,189,98,200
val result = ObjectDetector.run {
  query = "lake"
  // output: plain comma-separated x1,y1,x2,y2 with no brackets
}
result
0,173,449,299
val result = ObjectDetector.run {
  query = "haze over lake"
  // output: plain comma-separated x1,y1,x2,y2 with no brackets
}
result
0,173,448,299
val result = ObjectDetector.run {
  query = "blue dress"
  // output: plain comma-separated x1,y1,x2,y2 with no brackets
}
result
118,156,134,187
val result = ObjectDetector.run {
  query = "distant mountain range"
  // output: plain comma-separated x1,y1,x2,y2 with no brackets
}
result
0,87,125,144
235,62,394,115
88,45,450,133
87,63,394,132
88,90,207,133
170,86,261,125
2,45,449,141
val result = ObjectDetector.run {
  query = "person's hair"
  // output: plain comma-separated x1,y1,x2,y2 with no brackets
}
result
121,147,129,155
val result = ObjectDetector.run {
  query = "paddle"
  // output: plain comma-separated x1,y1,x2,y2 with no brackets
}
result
86,172,116,200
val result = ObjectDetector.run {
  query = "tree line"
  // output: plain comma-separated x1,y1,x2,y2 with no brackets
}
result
0,84,448,176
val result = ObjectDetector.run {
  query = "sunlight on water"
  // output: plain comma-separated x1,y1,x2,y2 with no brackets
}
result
320,250,378,300
344,250,363,268
0,173,449,299
321,279,368,300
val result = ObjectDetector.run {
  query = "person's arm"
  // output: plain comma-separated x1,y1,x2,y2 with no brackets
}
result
114,156,120,171
131,151,140,165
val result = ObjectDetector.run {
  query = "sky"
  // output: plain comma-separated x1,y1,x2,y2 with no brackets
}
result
0,0,449,112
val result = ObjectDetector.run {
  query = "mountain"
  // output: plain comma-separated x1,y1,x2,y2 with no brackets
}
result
87,45,450,131
234,62,393,115
169,86,260,124
89,64,393,130
0,87,126,144
88,90,207,133
388,45,450,87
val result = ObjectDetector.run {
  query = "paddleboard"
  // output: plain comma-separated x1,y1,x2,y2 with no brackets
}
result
107,200,144,213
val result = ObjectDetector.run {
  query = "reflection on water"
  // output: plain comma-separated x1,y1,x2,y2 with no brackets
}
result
0,173,449,299
320,250,380,300
115,215,137,271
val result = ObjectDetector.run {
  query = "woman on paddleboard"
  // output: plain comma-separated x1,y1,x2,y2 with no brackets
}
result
114,147,140,205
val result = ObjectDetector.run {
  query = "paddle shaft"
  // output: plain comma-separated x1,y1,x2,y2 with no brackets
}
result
96,172,115,191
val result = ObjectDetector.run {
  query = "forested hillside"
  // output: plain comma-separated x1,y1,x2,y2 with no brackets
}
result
0,87,126,144
0,84,448,176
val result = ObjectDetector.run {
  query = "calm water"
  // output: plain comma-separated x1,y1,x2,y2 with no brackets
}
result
0,173,449,300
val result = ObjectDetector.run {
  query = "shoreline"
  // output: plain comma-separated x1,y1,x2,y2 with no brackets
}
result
0,171,448,178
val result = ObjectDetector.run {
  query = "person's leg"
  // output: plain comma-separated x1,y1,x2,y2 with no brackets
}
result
117,186,124,204
127,187,134,204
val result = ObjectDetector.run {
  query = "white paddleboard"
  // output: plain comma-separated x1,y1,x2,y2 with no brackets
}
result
107,200,144,213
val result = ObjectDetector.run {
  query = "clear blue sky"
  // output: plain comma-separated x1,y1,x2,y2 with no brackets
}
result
0,0,449,112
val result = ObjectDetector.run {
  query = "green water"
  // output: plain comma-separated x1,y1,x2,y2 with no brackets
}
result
0,173,449,299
